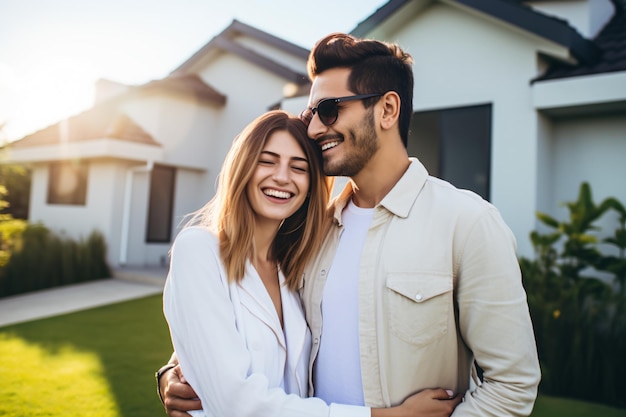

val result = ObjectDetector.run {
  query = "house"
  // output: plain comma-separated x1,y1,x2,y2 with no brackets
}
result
2,0,625,269
283,0,626,257
2,20,310,269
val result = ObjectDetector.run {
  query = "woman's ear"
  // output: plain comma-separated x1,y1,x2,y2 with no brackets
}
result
379,91,401,131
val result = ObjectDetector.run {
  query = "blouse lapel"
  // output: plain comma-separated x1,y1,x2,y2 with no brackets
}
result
280,278,309,396
237,262,286,350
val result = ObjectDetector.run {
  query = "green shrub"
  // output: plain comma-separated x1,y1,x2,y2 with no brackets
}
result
521,182,626,408
0,164,31,220
0,224,112,298
0,218,27,268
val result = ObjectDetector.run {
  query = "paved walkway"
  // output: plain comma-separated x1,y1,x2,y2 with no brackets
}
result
0,267,167,327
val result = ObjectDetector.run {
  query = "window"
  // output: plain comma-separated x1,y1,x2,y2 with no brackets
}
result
146,164,176,243
408,104,492,200
47,161,89,205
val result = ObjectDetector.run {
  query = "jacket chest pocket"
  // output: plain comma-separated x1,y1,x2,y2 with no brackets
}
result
385,273,453,346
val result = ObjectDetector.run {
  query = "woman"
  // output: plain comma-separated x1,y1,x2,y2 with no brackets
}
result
163,110,459,417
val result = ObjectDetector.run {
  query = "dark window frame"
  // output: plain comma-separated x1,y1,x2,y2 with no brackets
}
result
408,103,492,200
145,164,176,243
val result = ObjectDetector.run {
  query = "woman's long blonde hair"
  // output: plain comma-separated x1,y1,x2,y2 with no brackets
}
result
186,110,332,290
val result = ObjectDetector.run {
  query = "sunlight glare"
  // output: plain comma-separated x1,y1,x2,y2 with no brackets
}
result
0,57,97,141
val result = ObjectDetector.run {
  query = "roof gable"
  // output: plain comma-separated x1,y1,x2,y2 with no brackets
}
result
171,19,310,85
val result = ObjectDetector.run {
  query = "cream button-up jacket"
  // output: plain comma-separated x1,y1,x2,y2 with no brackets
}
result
301,158,541,416
164,227,370,417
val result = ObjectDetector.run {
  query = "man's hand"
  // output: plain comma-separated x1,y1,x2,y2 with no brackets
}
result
371,388,462,417
399,388,462,417
160,365,202,417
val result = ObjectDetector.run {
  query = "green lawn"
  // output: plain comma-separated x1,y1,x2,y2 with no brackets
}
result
532,395,626,417
0,293,624,417
0,294,173,417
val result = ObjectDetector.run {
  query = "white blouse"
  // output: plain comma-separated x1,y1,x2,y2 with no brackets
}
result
163,226,368,417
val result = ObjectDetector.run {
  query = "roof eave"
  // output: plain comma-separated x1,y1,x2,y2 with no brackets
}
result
211,36,309,84
350,0,414,38
3,138,164,164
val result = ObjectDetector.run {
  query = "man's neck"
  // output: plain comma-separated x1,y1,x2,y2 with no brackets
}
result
350,151,410,208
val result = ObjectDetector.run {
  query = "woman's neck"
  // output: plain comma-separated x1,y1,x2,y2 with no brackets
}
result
252,218,281,263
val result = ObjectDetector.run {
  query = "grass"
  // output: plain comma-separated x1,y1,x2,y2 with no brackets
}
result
0,293,625,417
0,294,173,417
532,395,626,417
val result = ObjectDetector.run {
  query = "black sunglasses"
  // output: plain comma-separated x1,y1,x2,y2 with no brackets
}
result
300,93,383,127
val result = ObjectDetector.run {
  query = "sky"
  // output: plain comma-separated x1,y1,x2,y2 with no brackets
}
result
0,0,387,141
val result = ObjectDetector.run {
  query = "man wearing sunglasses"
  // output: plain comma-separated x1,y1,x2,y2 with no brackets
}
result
159,33,540,417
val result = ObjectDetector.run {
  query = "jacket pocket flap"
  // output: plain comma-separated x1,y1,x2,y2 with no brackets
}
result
386,273,452,303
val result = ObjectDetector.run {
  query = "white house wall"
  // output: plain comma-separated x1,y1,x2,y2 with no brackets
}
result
549,113,626,245
28,159,129,268
121,94,221,170
103,159,134,268
535,113,555,223
370,2,568,255
122,166,150,266
173,168,207,230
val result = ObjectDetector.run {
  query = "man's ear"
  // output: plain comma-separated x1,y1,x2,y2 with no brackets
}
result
379,91,401,131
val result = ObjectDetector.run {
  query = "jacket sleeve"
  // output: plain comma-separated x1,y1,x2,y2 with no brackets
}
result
452,207,541,417
163,227,369,417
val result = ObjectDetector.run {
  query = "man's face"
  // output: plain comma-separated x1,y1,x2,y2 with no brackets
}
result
305,67,379,177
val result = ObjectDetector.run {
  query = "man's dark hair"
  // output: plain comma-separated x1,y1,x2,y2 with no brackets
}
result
307,33,414,147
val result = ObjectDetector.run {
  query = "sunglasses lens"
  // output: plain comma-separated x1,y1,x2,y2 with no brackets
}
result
317,100,338,126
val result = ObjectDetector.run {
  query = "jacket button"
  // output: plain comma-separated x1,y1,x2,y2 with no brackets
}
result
415,293,423,301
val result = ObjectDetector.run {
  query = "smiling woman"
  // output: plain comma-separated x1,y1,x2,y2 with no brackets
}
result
0,57,97,142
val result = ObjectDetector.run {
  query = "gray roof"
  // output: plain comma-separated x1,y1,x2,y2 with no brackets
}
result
10,106,159,149
536,2,626,81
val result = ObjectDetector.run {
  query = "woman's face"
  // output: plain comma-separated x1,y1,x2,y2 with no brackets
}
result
246,130,310,225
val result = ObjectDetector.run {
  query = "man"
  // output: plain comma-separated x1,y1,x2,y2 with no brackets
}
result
158,33,541,416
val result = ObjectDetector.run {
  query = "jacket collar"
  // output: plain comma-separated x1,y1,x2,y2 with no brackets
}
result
331,158,429,224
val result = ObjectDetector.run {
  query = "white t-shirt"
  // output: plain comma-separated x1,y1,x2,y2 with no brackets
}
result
314,200,374,405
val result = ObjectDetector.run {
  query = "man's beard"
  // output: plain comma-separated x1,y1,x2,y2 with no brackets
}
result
323,110,378,177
